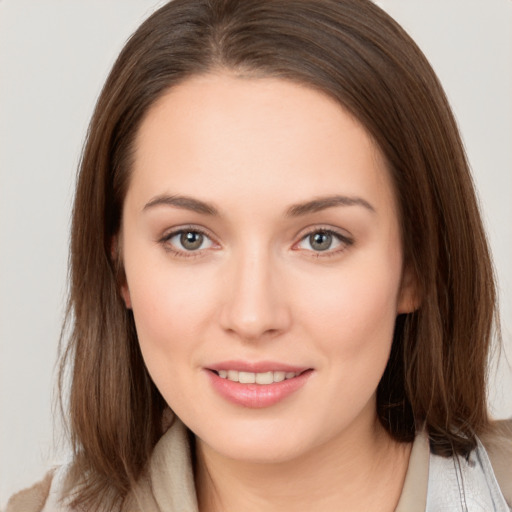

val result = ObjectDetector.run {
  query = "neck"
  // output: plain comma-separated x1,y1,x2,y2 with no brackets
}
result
195,414,412,512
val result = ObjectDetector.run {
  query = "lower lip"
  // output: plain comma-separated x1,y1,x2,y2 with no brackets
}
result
206,370,313,408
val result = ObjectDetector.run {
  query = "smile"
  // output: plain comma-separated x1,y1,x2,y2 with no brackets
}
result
215,370,300,385
206,364,313,408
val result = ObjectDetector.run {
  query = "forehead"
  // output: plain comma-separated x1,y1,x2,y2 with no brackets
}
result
129,73,397,217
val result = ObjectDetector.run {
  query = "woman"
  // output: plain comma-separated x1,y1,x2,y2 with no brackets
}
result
7,0,511,511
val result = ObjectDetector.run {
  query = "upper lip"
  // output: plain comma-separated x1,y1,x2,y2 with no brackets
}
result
207,360,311,373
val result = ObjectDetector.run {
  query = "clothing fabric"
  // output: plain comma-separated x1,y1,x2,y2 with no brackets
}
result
7,419,512,512
426,437,509,511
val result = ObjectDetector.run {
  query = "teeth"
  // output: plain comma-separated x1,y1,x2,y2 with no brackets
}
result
216,370,299,384
273,371,286,382
239,371,256,384
255,371,273,384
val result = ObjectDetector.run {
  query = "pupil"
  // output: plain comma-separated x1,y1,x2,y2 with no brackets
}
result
181,231,203,250
310,232,332,251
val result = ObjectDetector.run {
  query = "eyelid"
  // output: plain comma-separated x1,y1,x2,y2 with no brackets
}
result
158,225,220,257
157,224,353,258
292,226,354,255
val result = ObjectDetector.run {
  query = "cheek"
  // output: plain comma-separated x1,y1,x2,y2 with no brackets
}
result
128,265,217,345
125,263,224,412
299,264,402,429
296,250,402,369
122,248,220,383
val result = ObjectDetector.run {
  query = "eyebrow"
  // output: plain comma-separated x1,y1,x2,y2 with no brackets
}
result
286,195,376,216
143,194,219,215
143,193,375,217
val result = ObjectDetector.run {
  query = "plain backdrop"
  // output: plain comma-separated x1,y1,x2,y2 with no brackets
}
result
1,0,511,506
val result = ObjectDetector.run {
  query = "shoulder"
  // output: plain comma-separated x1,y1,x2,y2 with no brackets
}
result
425,419,512,511
480,418,512,506
5,471,54,512
5,465,73,512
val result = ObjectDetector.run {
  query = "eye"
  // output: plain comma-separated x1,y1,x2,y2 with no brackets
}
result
295,229,352,254
162,229,214,253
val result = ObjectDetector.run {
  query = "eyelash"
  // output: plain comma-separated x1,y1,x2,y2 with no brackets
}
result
159,226,216,259
294,227,354,258
158,226,354,259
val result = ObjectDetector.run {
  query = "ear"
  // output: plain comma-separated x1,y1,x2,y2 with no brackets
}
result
397,266,421,314
120,282,132,310
111,235,132,310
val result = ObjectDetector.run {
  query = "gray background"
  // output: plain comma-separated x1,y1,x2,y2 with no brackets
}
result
1,0,511,506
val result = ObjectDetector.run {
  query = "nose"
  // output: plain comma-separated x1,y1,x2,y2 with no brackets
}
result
219,247,292,341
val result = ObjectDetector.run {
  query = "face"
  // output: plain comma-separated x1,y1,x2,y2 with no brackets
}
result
120,73,416,464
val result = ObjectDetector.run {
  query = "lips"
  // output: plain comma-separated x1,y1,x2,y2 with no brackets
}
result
216,369,300,384
205,361,313,408
207,360,309,374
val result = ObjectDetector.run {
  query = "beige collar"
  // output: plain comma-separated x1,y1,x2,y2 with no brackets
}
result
126,418,429,512
394,429,429,512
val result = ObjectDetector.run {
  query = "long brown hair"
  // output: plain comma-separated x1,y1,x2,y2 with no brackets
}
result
60,0,498,509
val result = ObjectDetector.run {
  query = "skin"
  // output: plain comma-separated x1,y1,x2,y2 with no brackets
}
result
120,73,418,512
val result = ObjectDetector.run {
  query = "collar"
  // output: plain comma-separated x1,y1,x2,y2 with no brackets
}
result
136,418,429,512
130,419,508,512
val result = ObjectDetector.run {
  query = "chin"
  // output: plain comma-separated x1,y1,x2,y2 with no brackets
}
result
205,435,309,464
189,412,341,465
